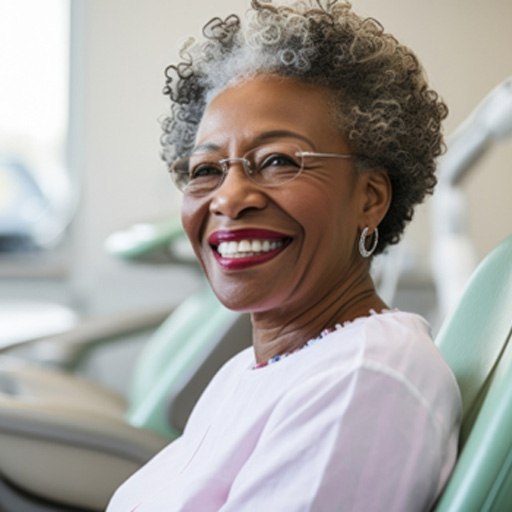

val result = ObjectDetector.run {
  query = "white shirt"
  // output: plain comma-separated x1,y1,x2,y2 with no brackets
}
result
108,310,461,511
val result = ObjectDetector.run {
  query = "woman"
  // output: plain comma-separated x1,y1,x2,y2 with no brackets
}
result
108,1,461,510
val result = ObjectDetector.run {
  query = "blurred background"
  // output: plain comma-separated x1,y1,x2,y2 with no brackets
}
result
1,0,511,360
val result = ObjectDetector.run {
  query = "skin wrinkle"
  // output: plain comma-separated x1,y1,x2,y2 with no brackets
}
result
251,265,378,362
161,0,447,255
181,75,391,362
243,189,387,361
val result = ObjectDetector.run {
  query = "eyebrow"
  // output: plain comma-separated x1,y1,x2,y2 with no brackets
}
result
190,142,220,155
253,130,315,147
190,130,316,155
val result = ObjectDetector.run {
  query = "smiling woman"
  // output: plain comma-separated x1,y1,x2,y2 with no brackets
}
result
182,76,385,324
107,1,461,511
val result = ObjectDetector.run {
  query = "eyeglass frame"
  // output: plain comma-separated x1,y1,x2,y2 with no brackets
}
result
169,143,362,195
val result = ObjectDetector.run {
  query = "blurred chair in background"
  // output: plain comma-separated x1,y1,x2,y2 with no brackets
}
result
434,233,512,511
431,75,512,320
0,218,251,511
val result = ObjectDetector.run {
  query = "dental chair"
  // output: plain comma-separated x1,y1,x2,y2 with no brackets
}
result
1,229,511,511
434,233,512,511
0,219,252,511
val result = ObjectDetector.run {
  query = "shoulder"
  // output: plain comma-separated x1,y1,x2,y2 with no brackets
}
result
319,310,454,388
275,310,461,434
358,311,461,416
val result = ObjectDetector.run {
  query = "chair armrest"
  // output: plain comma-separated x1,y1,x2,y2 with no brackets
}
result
0,395,169,511
1,306,171,369
105,217,197,266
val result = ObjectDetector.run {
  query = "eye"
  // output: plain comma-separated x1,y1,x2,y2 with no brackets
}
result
258,152,300,170
249,145,304,184
190,162,223,180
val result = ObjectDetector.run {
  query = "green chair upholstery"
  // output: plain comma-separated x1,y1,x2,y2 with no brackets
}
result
434,234,512,511
105,218,253,437
0,220,252,511
0,288,251,511
127,285,251,438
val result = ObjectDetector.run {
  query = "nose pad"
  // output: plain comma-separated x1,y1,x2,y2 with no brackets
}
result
209,161,267,219
218,156,254,183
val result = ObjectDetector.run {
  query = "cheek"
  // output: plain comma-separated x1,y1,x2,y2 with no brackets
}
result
278,177,329,216
290,183,359,254
281,180,345,231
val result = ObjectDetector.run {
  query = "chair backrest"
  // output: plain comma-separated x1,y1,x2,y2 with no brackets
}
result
126,285,252,439
106,218,253,439
434,234,512,511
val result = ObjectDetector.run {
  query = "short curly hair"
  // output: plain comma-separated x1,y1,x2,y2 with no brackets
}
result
161,0,448,254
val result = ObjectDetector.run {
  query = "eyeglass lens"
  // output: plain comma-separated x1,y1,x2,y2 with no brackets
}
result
171,142,304,194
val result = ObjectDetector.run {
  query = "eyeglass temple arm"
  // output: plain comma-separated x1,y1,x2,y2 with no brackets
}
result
298,151,355,159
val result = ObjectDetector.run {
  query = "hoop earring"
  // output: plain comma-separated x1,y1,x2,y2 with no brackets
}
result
359,227,379,258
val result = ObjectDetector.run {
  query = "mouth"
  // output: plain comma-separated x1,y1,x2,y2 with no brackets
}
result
207,229,292,270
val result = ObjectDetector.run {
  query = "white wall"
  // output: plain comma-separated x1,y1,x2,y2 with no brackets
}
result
71,0,512,313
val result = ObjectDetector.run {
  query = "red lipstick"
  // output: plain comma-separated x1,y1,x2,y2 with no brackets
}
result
207,229,292,270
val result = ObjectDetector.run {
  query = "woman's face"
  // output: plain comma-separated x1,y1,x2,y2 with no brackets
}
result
181,74,383,314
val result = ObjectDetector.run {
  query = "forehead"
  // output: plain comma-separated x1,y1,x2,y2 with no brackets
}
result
195,74,348,152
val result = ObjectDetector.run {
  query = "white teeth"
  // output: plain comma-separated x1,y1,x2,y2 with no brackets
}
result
238,240,251,252
251,240,262,252
217,239,285,257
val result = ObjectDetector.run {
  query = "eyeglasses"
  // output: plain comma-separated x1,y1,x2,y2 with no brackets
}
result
169,142,358,195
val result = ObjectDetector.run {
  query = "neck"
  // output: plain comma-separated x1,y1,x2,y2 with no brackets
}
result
251,270,387,364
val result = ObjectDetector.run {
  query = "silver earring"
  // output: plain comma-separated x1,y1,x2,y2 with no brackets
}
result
359,227,379,258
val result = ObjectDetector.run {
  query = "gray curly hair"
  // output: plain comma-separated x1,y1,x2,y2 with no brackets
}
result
161,0,448,254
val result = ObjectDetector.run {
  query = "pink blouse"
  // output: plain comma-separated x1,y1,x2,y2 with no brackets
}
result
108,310,461,511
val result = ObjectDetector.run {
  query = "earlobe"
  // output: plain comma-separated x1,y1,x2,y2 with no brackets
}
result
360,168,392,228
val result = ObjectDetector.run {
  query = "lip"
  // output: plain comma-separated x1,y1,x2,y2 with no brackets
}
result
207,228,292,270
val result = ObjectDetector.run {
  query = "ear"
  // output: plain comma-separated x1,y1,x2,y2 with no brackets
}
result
357,168,392,230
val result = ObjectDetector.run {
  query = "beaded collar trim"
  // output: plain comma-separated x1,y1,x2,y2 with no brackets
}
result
252,309,392,370
253,327,337,370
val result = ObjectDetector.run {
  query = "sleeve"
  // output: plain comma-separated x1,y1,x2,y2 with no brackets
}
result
219,363,449,512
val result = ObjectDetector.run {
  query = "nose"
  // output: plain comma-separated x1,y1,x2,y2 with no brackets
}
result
209,161,267,219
